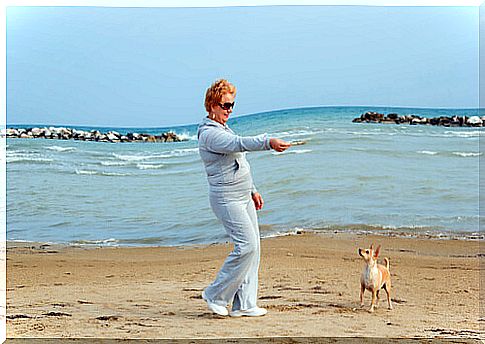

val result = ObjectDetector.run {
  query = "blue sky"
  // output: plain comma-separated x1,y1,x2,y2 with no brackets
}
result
6,5,478,127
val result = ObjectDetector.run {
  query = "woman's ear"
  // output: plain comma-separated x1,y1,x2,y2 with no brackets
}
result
209,104,217,117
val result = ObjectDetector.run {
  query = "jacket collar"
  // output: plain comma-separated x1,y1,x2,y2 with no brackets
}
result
201,116,230,130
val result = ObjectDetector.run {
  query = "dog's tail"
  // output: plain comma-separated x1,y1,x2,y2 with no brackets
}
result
384,257,390,270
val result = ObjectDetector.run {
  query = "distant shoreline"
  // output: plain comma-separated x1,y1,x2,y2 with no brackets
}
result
6,227,483,250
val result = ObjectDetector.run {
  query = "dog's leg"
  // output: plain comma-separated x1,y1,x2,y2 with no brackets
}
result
375,290,380,308
360,284,365,307
384,283,393,310
369,290,377,313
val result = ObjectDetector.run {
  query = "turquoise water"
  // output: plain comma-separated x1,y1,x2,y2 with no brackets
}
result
6,106,482,246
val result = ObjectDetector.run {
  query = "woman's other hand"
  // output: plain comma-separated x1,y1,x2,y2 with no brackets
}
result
270,138,291,152
252,192,264,210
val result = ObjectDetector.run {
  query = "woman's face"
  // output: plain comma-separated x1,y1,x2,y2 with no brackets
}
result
210,92,235,125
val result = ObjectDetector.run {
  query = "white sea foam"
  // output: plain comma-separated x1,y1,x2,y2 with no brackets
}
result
7,157,54,163
260,228,303,239
417,150,438,155
100,161,131,166
348,130,397,137
164,148,199,157
75,169,130,176
112,153,157,161
176,132,197,141
442,131,483,138
294,149,312,154
136,163,165,170
452,152,482,157
72,238,119,246
112,148,198,162
273,129,319,139
7,152,54,163
46,146,76,152
75,169,97,175
272,149,312,156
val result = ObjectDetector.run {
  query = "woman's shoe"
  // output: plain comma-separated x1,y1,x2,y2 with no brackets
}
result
229,307,267,317
202,290,228,316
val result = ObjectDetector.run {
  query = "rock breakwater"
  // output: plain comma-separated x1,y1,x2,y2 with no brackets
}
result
3,127,186,143
353,111,484,127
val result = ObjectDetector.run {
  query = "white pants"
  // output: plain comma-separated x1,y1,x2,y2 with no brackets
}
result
204,189,260,311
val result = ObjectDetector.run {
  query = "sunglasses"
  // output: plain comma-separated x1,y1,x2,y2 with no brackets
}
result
219,102,235,110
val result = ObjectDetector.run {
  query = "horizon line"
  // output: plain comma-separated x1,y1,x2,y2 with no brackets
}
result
6,105,483,129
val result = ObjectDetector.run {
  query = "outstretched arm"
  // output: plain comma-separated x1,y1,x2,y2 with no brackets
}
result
203,129,291,154
204,129,271,153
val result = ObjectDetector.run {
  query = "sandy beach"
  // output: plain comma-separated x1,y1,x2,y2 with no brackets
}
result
6,232,482,340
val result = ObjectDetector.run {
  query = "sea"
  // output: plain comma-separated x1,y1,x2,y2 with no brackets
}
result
6,106,484,247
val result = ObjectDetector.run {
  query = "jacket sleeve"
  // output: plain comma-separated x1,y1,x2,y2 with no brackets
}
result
251,183,258,195
204,128,271,154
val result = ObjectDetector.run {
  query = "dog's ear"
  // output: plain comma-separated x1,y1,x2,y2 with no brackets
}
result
374,245,381,258
370,243,374,250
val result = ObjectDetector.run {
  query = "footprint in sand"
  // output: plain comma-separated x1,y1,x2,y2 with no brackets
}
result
96,315,120,321
7,314,32,320
77,300,93,304
266,304,300,311
42,312,71,317
182,288,203,292
259,295,282,300
51,303,69,307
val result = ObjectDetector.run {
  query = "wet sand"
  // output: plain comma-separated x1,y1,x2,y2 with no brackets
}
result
6,232,482,340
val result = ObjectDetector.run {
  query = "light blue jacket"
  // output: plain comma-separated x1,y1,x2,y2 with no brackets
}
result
198,117,271,193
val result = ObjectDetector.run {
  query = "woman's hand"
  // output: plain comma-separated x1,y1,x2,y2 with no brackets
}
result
270,138,291,152
252,192,264,210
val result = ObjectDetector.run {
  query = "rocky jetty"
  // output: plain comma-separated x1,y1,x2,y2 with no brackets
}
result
2,127,186,143
353,111,485,127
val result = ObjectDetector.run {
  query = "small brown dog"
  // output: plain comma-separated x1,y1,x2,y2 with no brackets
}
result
358,244,393,312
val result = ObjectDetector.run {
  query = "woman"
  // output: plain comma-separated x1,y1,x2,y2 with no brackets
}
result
198,79,290,317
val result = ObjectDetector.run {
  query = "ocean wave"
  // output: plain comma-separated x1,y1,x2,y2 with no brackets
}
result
100,160,131,166
7,157,54,164
112,153,159,161
452,152,482,157
7,152,54,164
272,149,312,156
260,228,303,239
46,146,76,152
161,148,199,157
75,169,97,175
75,169,131,176
442,130,484,138
273,129,319,139
71,238,119,246
112,148,198,162
175,132,197,141
48,221,73,228
289,224,483,241
417,150,438,155
161,167,201,176
348,130,397,137
136,163,165,170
